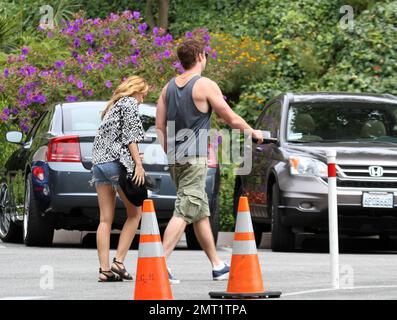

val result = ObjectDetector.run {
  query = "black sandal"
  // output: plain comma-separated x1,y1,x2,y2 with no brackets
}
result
98,268,122,282
111,258,133,281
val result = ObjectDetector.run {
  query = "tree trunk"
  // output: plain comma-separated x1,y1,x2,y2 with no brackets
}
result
157,0,169,32
146,0,155,28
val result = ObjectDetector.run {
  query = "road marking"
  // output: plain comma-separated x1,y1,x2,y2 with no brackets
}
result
283,285,397,297
350,285,397,290
283,288,338,296
0,296,47,300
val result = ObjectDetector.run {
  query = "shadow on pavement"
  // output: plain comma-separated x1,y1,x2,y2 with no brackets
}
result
49,231,397,255
43,233,138,249
80,233,139,249
297,235,397,254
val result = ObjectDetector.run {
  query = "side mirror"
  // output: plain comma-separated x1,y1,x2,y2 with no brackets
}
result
6,131,23,144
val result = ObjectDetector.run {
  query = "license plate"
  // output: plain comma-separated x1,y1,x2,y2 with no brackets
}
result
362,192,394,208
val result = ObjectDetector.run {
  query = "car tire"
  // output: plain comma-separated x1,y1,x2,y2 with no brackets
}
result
232,178,242,219
379,234,397,250
253,223,265,248
0,184,23,243
233,179,269,248
186,171,220,250
23,174,54,247
270,183,295,252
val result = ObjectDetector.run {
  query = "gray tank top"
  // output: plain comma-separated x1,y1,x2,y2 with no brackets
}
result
166,75,212,163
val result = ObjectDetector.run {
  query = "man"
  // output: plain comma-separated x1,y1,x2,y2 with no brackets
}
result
156,38,263,283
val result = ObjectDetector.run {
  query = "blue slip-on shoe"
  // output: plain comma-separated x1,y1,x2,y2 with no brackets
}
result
168,268,180,284
212,263,230,281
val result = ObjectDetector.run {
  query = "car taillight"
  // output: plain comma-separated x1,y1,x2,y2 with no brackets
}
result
208,143,217,168
33,166,45,181
47,136,81,162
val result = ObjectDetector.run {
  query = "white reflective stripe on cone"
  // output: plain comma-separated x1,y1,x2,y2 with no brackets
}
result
140,212,161,235
232,240,257,255
234,212,254,233
138,242,164,258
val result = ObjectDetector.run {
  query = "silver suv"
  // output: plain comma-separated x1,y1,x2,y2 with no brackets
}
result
234,93,397,251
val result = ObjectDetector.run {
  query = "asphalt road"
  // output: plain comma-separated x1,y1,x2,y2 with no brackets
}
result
1,234,397,300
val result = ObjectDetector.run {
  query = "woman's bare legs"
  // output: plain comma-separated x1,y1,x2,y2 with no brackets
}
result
96,184,116,280
113,188,142,265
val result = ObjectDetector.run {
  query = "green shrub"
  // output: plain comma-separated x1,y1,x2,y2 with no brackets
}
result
0,123,19,169
318,1,397,94
0,12,221,132
219,165,236,231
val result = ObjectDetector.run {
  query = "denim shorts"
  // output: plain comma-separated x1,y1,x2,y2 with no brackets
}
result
91,160,121,188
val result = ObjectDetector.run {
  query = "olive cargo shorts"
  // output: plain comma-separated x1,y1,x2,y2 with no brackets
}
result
169,160,210,224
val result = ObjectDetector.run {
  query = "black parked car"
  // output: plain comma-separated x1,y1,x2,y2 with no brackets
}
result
234,92,397,252
0,101,220,248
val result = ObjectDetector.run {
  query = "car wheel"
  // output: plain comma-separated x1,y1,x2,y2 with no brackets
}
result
233,179,268,248
232,178,243,219
23,174,54,247
253,223,265,248
0,184,22,243
379,234,397,250
270,183,295,252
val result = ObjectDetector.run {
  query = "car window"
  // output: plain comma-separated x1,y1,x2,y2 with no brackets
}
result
24,111,48,142
287,102,397,143
62,102,156,132
62,103,104,132
35,109,54,137
257,101,282,138
140,114,156,132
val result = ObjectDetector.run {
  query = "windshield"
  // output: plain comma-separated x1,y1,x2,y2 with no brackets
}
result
287,101,397,144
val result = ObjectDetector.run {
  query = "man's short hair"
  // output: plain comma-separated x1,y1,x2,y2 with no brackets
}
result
177,39,205,70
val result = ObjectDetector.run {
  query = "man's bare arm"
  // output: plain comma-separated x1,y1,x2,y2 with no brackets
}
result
156,84,168,153
206,80,263,142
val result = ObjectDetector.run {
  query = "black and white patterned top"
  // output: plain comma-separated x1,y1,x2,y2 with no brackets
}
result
92,96,145,178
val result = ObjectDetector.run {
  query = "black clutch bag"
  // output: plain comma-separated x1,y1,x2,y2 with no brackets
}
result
117,104,159,206
118,166,159,207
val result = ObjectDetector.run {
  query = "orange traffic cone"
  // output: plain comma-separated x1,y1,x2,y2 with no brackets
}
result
209,196,281,299
134,200,173,300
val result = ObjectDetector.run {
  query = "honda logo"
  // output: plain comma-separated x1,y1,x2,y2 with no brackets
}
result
368,166,384,177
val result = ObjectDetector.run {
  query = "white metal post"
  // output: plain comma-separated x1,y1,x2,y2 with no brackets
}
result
327,150,340,289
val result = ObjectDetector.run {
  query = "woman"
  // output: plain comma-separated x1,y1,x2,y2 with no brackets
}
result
91,76,148,282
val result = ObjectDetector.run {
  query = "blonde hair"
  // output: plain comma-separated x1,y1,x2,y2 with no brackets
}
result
101,76,149,120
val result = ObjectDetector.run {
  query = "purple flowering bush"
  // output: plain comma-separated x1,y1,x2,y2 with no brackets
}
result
0,11,231,132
